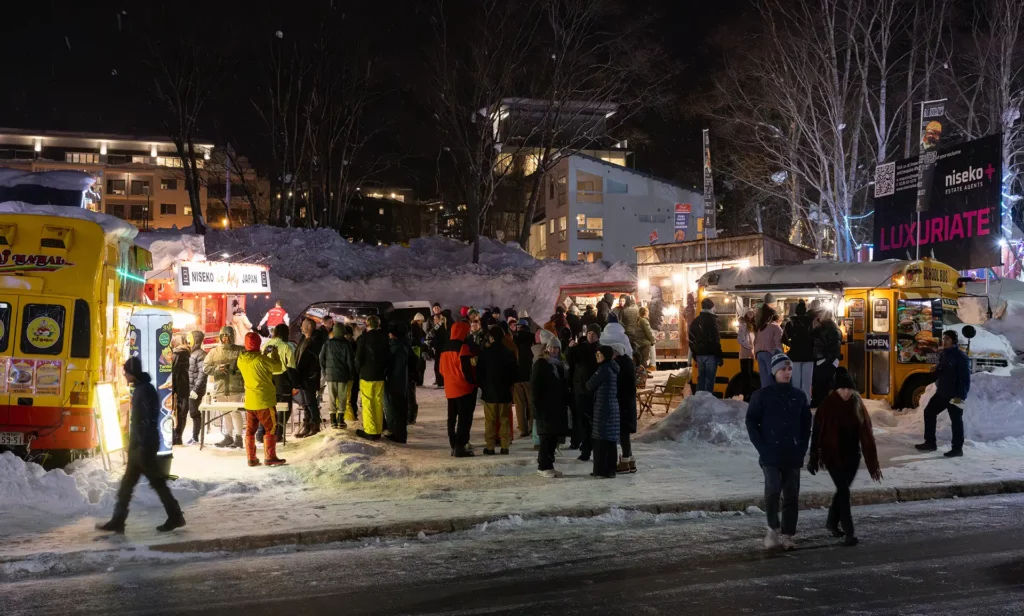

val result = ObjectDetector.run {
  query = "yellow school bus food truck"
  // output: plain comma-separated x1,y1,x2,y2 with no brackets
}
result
0,205,153,465
692,259,1012,408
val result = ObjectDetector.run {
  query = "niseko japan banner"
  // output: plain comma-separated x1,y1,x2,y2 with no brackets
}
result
915,99,947,212
872,134,1002,270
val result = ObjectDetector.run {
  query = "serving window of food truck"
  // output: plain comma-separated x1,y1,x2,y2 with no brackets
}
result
694,259,995,408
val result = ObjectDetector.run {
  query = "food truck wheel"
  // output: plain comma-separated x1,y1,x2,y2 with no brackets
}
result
897,375,932,410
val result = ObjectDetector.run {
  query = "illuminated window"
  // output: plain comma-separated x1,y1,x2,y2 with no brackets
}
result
578,217,603,240
522,154,539,176
156,156,183,168
131,156,149,164
549,219,555,234
161,178,177,190
577,214,586,227
65,152,99,164
378,208,385,215
559,252,567,261
558,216,567,231
183,205,193,217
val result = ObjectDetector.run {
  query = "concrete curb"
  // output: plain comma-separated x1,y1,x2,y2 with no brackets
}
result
145,479,1024,555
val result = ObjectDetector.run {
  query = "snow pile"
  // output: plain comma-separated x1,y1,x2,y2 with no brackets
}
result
202,226,634,319
944,323,1018,361
972,301,1024,356
898,369,1024,444
637,392,749,446
0,202,137,245
134,230,206,276
288,432,397,484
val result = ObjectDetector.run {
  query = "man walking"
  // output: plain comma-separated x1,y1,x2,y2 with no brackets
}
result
688,298,723,393
96,358,184,534
916,330,971,457
512,319,535,438
746,351,812,550
237,332,287,467
258,300,290,334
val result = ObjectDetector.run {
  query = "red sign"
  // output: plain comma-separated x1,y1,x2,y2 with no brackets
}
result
649,230,659,245
675,203,691,214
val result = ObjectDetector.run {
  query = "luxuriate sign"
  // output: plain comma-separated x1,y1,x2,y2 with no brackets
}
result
175,261,271,294
872,134,1002,270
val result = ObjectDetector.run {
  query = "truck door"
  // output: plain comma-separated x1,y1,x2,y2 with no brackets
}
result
844,292,868,397
0,297,17,428
7,298,73,444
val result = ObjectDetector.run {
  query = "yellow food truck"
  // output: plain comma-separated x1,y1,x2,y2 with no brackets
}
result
692,259,1011,408
0,207,153,465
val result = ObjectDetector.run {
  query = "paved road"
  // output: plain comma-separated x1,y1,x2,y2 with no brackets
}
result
5,494,1024,615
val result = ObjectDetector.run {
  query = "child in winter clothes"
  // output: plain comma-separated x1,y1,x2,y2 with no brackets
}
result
808,368,882,546
587,345,621,478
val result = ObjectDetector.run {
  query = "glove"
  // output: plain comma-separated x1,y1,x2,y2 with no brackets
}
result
806,454,818,475
189,391,198,400
952,398,963,405
717,358,724,367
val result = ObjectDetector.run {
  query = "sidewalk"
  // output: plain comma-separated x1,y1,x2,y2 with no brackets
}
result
4,382,1024,563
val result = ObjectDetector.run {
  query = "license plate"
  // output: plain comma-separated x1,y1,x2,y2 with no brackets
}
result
0,432,25,446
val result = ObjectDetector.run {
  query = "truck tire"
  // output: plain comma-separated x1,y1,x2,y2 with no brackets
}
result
897,374,933,410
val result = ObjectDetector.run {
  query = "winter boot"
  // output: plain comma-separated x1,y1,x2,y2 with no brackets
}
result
232,435,243,449
338,419,348,430
482,448,496,455
244,431,258,462
214,434,234,448
763,528,781,549
263,434,287,466
248,459,262,467
96,515,126,534
944,448,963,458
616,456,631,473
156,512,186,532
628,458,637,473
355,429,381,441
780,535,797,551
842,536,860,547
914,441,937,452
825,524,845,538
500,448,510,455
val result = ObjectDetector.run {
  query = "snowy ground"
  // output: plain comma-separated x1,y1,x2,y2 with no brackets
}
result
4,364,1024,565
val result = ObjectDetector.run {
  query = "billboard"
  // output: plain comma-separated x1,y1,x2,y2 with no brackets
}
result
673,203,691,241
175,260,271,294
872,134,1002,270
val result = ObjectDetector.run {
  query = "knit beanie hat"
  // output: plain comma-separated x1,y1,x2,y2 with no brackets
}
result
244,331,262,352
770,350,791,375
597,345,615,361
123,356,143,378
764,292,776,305
586,323,602,336
834,367,856,390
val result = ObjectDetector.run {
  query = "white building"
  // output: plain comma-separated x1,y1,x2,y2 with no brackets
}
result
529,154,706,263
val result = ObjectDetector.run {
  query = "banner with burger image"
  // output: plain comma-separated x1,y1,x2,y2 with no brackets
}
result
896,298,944,364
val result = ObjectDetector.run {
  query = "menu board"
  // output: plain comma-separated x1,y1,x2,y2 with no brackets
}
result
848,299,866,333
8,359,35,394
34,360,62,395
897,299,943,364
4,359,63,395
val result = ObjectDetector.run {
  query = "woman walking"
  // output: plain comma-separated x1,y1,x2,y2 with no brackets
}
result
807,368,883,546
587,345,620,478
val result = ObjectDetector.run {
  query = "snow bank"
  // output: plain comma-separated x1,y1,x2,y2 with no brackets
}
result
897,369,1024,444
134,230,206,276
945,323,1017,360
971,300,1024,356
203,226,634,319
288,432,397,484
637,392,749,446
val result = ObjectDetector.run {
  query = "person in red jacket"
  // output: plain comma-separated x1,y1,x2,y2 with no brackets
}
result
440,321,477,457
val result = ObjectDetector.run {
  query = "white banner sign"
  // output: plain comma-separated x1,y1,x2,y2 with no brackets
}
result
175,261,271,294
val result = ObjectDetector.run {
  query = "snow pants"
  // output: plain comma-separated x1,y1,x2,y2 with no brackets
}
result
112,452,181,523
245,409,280,462
512,382,532,437
483,402,512,449
447,393,476,451
762,464,800,536
360,380,385,436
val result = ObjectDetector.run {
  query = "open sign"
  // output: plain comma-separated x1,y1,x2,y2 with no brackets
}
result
866,333,891,351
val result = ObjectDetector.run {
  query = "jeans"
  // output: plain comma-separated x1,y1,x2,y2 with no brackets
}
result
827,458,859,537
756,352,775,389
447,393,476,450
538,434,558,470
761,465,801,535
791,361,814,401
695,355,718,393
923,396,965,449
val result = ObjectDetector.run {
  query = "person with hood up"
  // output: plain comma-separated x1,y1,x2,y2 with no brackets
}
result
440,321,478,457
746,351,812,550
260,323,295,442
170,334,192,446
512,318,536,438
580,304,598,330
477,325,518,454
237,332,287,467
916,329,971,457
355,315,390,441
566,305,582,338
596,293,615,328
96,357,185,534
292,318,326,438
320,323,357,429
783,300,816,401
754,312,784,389
427,313,448,388
567,323,601,459
383,322,413,444
811,310,843,406
630,305,657,370
587,345,621,478
599,320,634,360
808,368,882,546
689,298,723,393
613,345,638,474
531,337,571,477
184,330,208,445
203,325,245,448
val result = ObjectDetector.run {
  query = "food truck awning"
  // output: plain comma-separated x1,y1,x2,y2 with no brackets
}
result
700,260,912,292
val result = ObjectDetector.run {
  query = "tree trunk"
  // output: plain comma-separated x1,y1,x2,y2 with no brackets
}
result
518,170,545,249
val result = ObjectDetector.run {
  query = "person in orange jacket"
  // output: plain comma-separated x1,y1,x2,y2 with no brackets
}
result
237,332,287,467
439,321,478,457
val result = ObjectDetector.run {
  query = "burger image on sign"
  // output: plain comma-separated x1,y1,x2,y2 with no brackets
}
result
921,120,943,151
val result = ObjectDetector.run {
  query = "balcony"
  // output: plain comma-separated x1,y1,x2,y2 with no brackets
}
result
577,229,603,240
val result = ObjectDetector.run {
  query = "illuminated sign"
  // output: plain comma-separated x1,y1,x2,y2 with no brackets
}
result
175,260,271,294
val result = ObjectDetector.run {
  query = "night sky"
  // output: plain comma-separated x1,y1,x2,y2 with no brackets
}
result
0,0,748,194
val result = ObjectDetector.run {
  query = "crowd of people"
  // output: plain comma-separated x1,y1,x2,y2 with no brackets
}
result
686,292,972,550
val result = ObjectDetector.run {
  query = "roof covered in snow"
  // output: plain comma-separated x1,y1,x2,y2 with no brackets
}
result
0,201,138,244
0,169,95,191
700,260,911,291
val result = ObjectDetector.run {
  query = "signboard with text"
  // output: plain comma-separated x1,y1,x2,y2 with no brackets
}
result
175,261,271,294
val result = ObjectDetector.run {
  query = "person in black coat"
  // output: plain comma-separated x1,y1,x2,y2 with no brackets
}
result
688,298,723,393
96,357,184,534
580,304,598,330
355,316,391,440
427,313,449,388
587,346,621,478
512,320,536,438
916,330,971,457
292,318,325,437
567,324,601,458
566,306,582,338
383,323,412,444
596,293,615,328
614,350,638,473
783,300,816,402
531,337,571,478
170,336,192,445
477,326,519,454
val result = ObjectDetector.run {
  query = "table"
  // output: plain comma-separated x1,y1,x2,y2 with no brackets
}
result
197,400,292,450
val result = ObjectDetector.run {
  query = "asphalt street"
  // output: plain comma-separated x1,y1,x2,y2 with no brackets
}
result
4,494,1024,615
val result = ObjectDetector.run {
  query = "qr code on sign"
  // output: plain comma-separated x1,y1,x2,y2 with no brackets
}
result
874,162,895,198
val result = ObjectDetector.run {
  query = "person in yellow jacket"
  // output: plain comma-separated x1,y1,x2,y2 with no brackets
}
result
237,332,287,467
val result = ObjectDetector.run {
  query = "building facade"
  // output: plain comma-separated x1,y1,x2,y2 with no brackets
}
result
529,154,705,263
0,128,265,230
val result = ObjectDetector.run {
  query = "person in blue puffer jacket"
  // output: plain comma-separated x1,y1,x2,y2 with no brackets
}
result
746,350,812,552
587,345,621,479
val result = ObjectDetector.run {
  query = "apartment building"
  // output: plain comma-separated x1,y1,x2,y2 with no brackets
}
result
529,154,705,263
0,128,265,229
